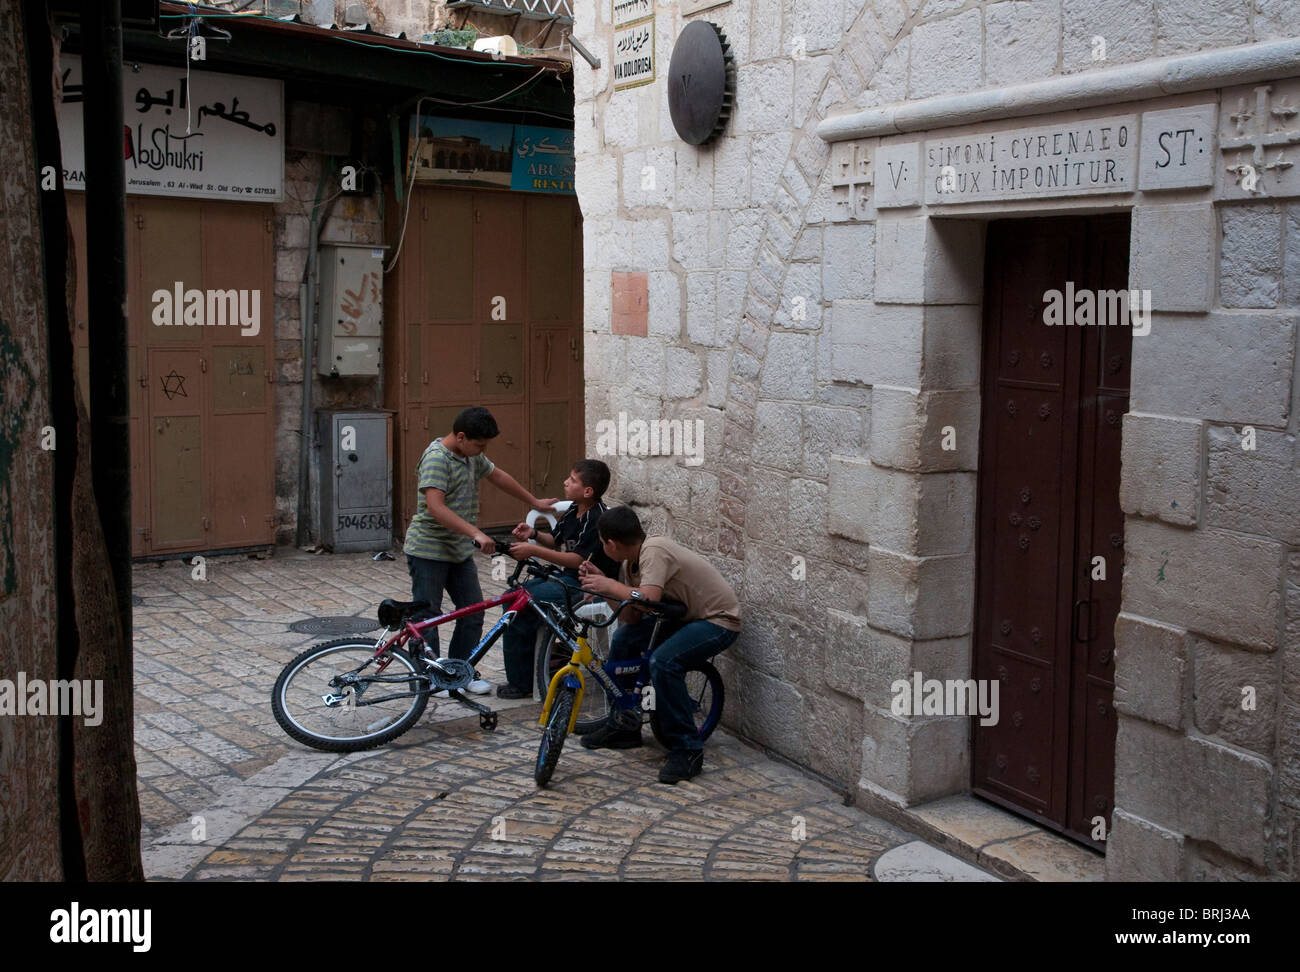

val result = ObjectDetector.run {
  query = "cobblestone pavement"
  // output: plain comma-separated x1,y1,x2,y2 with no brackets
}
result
131,548,990,881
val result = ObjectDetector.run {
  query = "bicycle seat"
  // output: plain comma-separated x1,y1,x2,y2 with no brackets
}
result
377,598,431,628
574,601,613,624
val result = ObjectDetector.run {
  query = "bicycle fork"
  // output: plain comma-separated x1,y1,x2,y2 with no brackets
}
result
540,636,598,735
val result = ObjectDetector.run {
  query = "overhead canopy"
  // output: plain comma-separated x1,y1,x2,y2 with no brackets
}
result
57,1,576,127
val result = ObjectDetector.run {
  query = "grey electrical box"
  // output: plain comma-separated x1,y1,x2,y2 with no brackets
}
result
317,409,394,553
317,243,386,377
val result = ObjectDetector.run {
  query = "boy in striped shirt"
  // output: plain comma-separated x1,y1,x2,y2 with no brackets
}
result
403,407,555,694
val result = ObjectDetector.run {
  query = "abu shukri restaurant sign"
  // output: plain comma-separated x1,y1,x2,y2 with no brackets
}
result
58,54,284,202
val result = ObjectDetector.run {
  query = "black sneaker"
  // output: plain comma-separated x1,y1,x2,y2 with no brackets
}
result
580,720,643,750
496,684,531,700
658,749,703,784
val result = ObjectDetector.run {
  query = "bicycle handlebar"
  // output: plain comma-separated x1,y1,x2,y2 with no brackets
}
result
567,594,687,628
471,537,530,586
469,541,687,626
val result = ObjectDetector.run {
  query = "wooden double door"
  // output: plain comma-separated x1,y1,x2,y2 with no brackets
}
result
385,187,584,530
68,194,277,556
973,215,1131,849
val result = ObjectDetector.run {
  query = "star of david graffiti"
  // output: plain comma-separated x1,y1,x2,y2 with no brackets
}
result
161,370,188,400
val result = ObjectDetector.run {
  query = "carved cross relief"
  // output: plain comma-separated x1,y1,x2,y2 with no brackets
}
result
829,139,874,221
1221,82,1300,196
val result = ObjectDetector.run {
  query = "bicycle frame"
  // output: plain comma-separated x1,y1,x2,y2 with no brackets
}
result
351,579,583,706
540,612,674,732
405,585,534,669
539,635,597,734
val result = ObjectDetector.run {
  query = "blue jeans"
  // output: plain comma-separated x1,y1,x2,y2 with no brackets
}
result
611,617,738,751
500,575,584,692
407,554,483,661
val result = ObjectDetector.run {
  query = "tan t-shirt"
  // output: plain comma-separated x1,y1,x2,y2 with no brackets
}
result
622,537,741,632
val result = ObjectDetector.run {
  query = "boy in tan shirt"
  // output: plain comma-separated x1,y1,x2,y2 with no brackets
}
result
578,506,741,783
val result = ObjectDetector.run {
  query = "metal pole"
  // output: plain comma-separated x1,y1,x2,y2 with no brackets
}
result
567,34,600,69
81,0,132,650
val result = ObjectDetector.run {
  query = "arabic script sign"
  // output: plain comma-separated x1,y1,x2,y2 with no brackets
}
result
613,18,655,91
59,55,284,201
511,125,575,193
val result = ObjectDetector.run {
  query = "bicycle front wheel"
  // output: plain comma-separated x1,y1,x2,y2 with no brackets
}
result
535,686,575,787
649,661,725,749
534,624,610,734
272,638,428,752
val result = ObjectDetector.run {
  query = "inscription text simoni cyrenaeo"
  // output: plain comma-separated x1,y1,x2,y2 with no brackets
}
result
923,115,1138,204
857,106,1222,211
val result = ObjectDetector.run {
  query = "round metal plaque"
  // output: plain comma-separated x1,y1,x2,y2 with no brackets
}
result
667,21,735,146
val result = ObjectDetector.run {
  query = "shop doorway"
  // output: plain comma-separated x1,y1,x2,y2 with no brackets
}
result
67,194,277,557
386,187,584,530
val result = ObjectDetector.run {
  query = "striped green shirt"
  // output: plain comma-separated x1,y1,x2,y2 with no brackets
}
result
403,439,495,562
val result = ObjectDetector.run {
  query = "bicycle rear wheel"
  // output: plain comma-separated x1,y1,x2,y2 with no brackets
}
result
534,686,575,787
534,624,610,734
649,661,724,749
272,638,428,752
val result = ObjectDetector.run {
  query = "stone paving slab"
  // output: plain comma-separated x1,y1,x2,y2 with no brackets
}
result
873,841,1002,882
131,548,1000,882
904,794,1103,882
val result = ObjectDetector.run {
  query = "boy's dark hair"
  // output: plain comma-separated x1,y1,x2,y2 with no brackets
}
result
597,506,645,545
452,406,499,440
571,459,611,498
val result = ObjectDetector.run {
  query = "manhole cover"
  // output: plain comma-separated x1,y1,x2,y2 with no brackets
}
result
289,616,380,636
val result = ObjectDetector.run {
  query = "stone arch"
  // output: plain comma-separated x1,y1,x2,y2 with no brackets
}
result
715,5,914,561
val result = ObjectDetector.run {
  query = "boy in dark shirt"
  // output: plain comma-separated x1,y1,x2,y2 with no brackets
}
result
497,459,617,698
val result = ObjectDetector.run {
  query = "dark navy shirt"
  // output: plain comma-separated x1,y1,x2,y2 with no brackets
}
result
542,501,617,580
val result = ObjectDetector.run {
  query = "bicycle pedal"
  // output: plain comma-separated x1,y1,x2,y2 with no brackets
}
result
479,712,498,732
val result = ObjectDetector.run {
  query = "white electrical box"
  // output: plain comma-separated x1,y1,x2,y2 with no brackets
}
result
317,243,386,377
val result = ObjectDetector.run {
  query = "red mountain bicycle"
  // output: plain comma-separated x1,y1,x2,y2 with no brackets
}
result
271,549,587,753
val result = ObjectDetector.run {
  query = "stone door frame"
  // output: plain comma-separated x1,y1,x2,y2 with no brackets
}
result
850,198,1135,823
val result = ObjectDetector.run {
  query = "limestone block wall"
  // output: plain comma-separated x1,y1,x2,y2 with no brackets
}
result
573,0,1299,880
1109,193,1299,879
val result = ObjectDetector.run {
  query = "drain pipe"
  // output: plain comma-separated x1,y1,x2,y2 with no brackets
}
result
295,160,336,548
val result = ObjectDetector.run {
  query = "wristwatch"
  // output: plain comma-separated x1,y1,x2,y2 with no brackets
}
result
531,526,539,540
